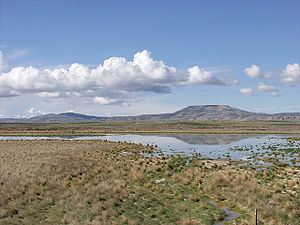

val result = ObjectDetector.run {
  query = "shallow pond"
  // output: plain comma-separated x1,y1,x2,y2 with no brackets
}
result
1,134,299,166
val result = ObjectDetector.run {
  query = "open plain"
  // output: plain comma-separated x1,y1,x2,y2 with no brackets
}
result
1,121,300,136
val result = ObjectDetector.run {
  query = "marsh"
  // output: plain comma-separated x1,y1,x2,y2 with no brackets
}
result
0,138,299,224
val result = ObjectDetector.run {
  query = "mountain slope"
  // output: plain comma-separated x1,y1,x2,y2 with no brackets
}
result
1,105,300,123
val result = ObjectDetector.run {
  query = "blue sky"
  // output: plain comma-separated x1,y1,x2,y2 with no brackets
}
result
0,0,299,117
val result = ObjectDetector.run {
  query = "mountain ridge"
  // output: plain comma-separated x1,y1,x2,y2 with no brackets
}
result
1,105,300,123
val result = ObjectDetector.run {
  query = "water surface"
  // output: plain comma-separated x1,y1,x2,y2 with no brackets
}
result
1,134,299,166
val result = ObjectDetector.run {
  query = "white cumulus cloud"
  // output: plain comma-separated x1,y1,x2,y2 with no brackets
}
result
257,82,279,96
244,65,270,79
257,82,276,92
0,50,237,104
93,97,117,105
240,88,254,96
183,66,227,85
281,63,300,84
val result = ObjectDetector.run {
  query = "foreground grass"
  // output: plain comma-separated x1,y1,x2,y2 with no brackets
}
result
0,140,299,224
0,140,222,225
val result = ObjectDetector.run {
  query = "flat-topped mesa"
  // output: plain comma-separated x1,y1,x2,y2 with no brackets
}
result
178,104,252,112
171,105,266,120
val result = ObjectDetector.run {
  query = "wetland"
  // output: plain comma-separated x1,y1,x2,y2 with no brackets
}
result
0,122,300,224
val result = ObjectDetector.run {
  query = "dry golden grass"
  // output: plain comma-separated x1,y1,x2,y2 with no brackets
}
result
0,140,222,225
0,140,299,225
202,166,300,225
0,140,136,224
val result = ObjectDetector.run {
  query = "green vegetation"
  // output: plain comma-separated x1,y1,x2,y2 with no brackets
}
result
229,145,254,152
227,138,300,167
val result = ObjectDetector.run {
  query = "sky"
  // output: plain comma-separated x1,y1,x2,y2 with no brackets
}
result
0,0,299,117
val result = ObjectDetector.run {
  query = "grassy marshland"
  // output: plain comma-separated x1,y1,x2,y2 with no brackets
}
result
0,140,299,225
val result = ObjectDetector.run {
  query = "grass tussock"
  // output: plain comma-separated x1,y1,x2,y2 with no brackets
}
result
0,141,221,225
202,167,300,225
0,140,299,224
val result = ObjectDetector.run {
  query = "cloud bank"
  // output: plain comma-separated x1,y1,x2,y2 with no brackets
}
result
0,50,236,104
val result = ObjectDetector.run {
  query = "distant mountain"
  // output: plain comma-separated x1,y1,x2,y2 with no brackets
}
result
26,112,103,123
0,112,104,123
1,105,300,123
